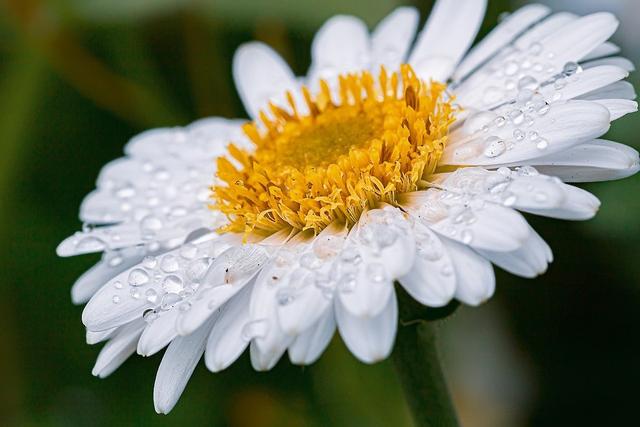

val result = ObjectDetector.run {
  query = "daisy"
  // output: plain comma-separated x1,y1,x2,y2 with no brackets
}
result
57,0,638,416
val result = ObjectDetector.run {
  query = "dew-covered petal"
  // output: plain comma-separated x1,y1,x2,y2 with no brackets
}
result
288,308,336,365
398,224,456,307
124,118,248,162
455,13,619,109
175,245,268,336
248,267,295,371
153,317,215,414
409,0,487,81
82,234,233,332
338,207,414,317
336,289,397,364
479,227,552,278
72,247,146,304
233,42,299,119
454,4,550,81
92,320,145,378
443,101,611,166
401,187,530,252
441,238,495,306
537,65,628,103
371,7,419,71
204,284,252,373
532,139,640,182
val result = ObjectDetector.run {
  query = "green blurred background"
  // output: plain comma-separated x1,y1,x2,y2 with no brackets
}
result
0,0,638,426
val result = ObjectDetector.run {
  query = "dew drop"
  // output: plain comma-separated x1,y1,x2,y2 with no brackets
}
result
162,275,184,294
128,268,150,287
160,255,180,273
186,257,211,283
112,295,121,304
180,244,198,260
142,256,157,269
145,289,158,304
160,293,182,310
483,136,506,158
536,138,549,150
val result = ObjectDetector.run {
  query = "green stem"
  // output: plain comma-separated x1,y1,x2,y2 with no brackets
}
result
392,289,460,427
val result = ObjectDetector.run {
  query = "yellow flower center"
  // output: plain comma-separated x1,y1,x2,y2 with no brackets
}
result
213,65,455,235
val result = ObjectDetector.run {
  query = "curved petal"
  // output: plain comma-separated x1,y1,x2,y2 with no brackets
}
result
153,317,215,414
441,238,495,306
409,0,487,82
532,139,640,182
288,308,336,365
233,42,299,119
92,320,145,378
204,285,252,373
398,224,456,307
371,7,419,71
454,4,550,81
479,227,552,278
308,15,370,88
336,289,397,363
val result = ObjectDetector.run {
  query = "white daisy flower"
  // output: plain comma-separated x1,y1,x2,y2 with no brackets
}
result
57,0,638,414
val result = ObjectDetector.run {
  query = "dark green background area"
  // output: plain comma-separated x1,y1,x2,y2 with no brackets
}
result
0,1,638,426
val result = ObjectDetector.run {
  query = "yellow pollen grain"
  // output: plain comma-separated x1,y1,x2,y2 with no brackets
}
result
212,65,455,236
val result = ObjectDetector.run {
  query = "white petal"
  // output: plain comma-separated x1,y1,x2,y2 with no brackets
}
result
82,234,233,332
582,56,635,72
592,99,638,120
249,269,294,371
92,320,145,378
581,41,620,61
371,7,419,71
338,208,414,317
124,118,247,162
441,238,495,306
520,184,600,220
579,81,636,101
398,224,456,307
479,227,552,278
204,285,252,373
402,187,530,252
137,309,179,357
175,245,268,336
409,0,487,81
538,65,628,103
443,101,611,166
71,247,145,304
513,12,576,51
86,326,118,345
153,317,215,414
455,13,619,109
454,4,550,81
308,15,370,87
532,139,640,182
288,308,336,365
233,42,298,119
336,289,397,364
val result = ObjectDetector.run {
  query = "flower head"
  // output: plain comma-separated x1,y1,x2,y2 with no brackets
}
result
57,0,639,414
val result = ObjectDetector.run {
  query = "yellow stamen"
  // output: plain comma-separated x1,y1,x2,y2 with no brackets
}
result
212,65,455,236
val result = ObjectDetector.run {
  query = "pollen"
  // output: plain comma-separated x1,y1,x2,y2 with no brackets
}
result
213,65,455,236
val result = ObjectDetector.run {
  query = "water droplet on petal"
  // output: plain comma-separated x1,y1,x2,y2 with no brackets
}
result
160,255,180,273
145,289,158,304
162,275,184,294
112,295,121,304
483,136,506,158
128,268,150,287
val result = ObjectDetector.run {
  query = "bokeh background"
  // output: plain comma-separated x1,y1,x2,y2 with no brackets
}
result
1,0,638,426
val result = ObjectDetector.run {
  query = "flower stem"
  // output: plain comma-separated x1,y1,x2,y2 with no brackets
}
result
392,288,460,427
